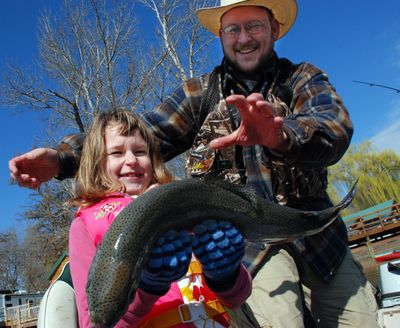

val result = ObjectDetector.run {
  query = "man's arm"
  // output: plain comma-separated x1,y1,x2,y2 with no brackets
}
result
9,75,207,188
9,148,60,188
211,63,353,169
8,133,86,187
274,62,353,168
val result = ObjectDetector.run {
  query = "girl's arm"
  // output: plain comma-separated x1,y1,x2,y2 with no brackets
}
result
69,217,161,327
213,263,252,309
69,217,97,328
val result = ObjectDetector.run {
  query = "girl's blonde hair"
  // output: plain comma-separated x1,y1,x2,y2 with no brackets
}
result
73,108,173,207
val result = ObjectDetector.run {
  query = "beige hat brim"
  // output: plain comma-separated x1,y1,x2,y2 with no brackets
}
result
196,0,298,39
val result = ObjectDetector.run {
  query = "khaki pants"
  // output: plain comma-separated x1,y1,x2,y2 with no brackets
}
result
232,246,379,328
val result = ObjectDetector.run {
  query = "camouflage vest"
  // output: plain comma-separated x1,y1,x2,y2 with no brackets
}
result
186,59,327,205
187,67,245,184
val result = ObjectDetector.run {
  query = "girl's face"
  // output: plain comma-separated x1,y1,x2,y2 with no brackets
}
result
104,125,153,196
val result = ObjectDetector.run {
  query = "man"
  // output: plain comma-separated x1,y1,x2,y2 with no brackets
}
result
9,1,378,327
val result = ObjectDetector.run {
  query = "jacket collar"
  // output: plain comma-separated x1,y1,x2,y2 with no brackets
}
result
221,52,279,95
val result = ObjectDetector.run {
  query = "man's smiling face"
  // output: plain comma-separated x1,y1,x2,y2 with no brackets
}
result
219,6,279,79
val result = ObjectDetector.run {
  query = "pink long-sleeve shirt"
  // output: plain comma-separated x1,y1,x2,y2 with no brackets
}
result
69,193,252,328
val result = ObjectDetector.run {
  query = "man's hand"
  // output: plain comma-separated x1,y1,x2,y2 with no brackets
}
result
9,148,60,189
192,220,245,285
139,229,192,295
210,93,289,153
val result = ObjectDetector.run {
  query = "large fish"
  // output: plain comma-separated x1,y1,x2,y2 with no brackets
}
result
87,178,355,327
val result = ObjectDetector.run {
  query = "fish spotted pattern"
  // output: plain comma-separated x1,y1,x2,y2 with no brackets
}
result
87,179,355,327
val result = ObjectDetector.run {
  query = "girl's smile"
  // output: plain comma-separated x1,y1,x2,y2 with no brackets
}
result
104,125,153,196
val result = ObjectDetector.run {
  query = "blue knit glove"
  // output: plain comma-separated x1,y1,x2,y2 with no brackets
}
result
139,229,192,295
191,220,245,285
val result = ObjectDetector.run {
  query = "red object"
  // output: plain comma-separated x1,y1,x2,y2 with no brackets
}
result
375,251,400,263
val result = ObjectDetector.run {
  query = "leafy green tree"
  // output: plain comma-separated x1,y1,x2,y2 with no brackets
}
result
328,141,400,213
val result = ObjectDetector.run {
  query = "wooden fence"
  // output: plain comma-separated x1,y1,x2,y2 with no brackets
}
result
5,304,39,328
346,202,400,243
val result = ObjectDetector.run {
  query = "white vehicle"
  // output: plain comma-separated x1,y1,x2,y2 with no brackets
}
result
377,259,400,327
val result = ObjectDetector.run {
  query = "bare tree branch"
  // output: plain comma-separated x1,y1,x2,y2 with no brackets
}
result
0,0,219,289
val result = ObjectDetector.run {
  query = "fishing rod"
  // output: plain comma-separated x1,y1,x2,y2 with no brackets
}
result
353,80,400,93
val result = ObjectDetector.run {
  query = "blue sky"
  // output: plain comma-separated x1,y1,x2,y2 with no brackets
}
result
1,0,400,233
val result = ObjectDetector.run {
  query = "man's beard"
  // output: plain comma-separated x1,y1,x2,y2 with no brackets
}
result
222,34,275,80
223,50,273,80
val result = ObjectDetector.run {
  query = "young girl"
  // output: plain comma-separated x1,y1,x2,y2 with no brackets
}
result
68,109,252,328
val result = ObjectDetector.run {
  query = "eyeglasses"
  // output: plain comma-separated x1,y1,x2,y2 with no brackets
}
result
220,20,269,37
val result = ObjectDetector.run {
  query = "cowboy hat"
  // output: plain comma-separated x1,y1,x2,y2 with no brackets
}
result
196,0,298,39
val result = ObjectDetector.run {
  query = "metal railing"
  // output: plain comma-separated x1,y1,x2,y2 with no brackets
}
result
346,203,400,242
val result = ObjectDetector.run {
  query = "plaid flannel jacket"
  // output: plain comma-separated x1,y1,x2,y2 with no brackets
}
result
58,54,353,282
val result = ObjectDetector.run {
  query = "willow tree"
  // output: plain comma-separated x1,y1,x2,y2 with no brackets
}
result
328,141,400,212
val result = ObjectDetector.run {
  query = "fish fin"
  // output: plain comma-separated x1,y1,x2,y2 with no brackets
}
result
336,179,358,211
211,178,260,200
301,180,357,220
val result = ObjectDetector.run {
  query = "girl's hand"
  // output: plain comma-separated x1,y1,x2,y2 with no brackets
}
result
139,229,192,295
192,220,245,285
